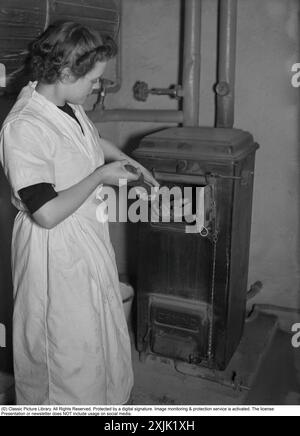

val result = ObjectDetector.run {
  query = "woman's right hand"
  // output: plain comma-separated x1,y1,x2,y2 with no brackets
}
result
96,160,142,186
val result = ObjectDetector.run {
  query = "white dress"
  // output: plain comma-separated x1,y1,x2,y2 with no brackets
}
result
0,82,134,405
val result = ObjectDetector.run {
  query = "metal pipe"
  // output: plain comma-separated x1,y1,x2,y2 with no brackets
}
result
89,0,202,125
216,0,238,128
182,0,202,127
106,0,123,94
88,109,184,123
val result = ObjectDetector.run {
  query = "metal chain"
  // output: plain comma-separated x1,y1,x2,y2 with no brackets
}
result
207,191,219,364
208,231,218,363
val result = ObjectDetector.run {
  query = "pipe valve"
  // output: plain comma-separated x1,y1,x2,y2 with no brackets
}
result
215,81,231,97
93,78,115,111
133,81,183,102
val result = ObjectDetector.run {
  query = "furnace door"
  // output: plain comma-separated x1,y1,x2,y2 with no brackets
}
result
137,179,217,365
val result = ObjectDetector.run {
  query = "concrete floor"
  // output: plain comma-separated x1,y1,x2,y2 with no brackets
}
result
130,315,300,406
1,313,299,406
244,330,300,405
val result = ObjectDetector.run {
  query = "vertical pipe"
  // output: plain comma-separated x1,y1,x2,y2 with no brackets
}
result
106,0,122,94
182,0,202,127
216,0,238,128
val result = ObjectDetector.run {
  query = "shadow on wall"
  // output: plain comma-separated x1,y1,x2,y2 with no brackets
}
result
0,95,18,374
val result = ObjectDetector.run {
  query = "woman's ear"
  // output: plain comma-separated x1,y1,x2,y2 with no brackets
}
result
60,67,75,84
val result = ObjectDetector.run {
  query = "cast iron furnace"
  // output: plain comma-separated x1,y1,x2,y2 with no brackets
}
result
133,127,259,371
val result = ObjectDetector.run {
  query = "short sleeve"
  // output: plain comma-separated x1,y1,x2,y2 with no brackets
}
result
0,120,56,196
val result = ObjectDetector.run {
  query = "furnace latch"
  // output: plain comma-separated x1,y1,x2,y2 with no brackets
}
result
206,170,254,186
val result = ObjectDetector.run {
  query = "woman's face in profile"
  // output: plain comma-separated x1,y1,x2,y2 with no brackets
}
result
65,61,107,105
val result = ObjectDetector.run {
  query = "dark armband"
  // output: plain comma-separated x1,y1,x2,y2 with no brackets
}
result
19,183,58,214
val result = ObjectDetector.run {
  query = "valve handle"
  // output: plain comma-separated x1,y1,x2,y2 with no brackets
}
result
133,81,149,102
215,81,231,97
133,81,183,101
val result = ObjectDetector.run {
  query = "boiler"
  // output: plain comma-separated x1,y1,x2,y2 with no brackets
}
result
133,126,259,371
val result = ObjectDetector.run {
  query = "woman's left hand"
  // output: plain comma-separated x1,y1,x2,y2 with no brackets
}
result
126,158,160,188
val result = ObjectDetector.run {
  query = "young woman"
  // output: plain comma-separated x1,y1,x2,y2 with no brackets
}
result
0,21,157,405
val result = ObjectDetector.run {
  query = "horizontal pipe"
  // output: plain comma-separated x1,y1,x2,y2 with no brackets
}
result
87,109,184,123
216,0,238,128
182,0,202,127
